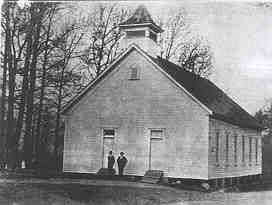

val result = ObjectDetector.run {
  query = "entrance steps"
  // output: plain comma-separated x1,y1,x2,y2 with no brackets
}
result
141,170,163,184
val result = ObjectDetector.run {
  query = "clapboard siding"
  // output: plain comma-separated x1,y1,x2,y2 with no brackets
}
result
63,49,209,179
208,118,262,179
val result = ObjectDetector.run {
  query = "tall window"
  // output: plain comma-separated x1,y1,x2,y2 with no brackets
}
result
255,138,258,165
216,132,220,163
249,137,252,165
225,132,229,165
242,136,245,163
234,135,238,165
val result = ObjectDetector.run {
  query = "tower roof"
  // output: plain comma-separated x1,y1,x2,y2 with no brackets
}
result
119,5,163,33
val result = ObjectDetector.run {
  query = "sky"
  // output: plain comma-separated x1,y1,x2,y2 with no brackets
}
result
76,0,272,115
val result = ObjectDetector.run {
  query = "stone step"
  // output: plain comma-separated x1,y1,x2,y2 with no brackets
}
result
145,170,163,176
141,170,163,184
96,168,116,176
141,178,159,184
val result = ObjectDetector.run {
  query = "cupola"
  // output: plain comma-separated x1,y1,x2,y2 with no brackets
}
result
119,5,163,56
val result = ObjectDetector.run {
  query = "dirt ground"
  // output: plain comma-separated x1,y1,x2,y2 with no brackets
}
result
0,182,196,205
1,178,272,205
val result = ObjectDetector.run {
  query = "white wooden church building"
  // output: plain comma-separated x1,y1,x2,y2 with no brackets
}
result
61,5,263,181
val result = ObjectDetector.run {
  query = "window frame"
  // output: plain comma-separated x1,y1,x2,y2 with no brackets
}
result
249,137,252,166
225,131,229,166
255,138,258,165
103,128,116,138
234,134,238,166
215,131,220,165
150,128,164,140
242,135,245,164
129,66,140,80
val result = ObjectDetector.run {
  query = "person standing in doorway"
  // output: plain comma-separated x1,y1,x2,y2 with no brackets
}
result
107,151,115,169
117,152,128,176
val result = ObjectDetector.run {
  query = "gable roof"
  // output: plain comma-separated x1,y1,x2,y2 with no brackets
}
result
149,56,262,130
61,44,211,116
119,5,163,33
61,44,262,131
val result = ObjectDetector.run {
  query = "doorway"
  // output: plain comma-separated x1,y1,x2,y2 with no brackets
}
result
149,129,164,170
102,129,115,168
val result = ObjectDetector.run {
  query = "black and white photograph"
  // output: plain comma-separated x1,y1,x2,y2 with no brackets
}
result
0,0,272,204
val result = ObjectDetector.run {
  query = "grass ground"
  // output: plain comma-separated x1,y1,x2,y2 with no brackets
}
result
0,182,190,205
1,178,272,205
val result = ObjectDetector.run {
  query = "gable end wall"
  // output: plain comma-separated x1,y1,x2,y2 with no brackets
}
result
63,49,210,179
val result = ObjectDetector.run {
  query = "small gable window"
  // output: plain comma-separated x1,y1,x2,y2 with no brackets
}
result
129,66,140,80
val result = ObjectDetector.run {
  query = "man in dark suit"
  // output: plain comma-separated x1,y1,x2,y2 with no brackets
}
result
107,151,115,169
117,152,128,176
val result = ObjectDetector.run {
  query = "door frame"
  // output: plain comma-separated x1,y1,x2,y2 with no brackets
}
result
148,128,165,170
101,127,117,168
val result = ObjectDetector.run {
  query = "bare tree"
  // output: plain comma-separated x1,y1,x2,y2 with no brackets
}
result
157,8,188,60
0,3,10,168
255,100,272,137
1,2,29,169
158,8,213,78
34,4,57,163
46,20,84,170
79,4,132,80
23,3,49,168
177,37,213,78
0,2,85,169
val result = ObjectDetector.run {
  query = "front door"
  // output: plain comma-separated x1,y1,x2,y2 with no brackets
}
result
149,129,164,170
102,129,115,168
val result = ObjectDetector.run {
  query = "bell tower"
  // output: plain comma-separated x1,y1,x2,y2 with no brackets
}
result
119,5,163,56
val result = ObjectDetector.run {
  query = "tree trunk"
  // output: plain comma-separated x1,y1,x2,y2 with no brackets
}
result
13,18,34,169
35,12,53,164
23,7,43,168
54,78,63,171
0,20,9,169
4,5,17,170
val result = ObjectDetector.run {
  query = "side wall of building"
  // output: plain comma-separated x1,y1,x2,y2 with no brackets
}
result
208,118,262,179
63,49,210,179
